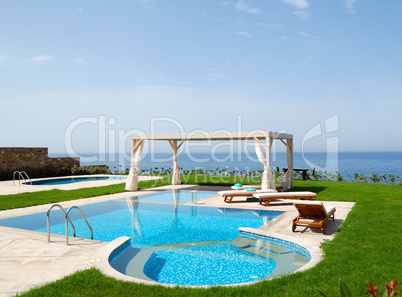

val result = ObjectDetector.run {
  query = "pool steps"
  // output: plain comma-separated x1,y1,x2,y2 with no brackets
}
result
144,240,228,251
110,247,154,281
230,237,288,253
230,236,308,279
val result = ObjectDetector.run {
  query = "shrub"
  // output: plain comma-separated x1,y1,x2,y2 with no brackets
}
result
70,165,111,175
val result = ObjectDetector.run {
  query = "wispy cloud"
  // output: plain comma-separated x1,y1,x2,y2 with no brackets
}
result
132,0,152,8
133,0,152,4
254,22,282,31
235,0,262,14
0,55,13,63
193,60,232,81
23,55,53,62
71,57,86,64
293,10,311,20
234,31,253,38
298,31,319,40
345,0,357,13
282,0,309,10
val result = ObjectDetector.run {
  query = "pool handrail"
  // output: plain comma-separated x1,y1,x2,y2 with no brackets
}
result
13,171,32,186
47,204,76,243
65,206,93,245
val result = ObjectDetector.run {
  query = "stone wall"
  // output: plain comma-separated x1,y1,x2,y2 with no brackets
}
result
0,147,80,180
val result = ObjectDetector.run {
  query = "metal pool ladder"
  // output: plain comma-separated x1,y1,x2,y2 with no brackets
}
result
13,171,31,185
47,204,93,245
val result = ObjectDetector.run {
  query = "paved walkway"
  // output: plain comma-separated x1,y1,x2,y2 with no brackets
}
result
0,175,158,195
0,183,355,296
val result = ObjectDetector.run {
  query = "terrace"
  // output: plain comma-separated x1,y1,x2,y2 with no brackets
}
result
2,173,401,296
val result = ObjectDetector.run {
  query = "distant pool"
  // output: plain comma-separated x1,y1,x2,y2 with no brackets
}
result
24,175,126,185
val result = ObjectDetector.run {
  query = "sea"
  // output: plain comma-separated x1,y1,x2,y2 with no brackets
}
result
51,151,402,180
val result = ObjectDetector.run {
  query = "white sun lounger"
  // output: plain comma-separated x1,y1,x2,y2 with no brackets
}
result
252,191,316,206
218,189,277,203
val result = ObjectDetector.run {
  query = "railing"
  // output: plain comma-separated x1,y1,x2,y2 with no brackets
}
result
13,171,32,186
65,206,93,245
47,204,93,245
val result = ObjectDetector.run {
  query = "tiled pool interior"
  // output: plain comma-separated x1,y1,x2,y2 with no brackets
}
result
0,189,311,286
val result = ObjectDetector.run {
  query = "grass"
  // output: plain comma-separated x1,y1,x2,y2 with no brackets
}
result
0,177,400,296
0,175,263,211
0,177,171,211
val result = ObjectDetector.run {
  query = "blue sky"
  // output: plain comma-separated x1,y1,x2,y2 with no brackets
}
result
1,0,401,155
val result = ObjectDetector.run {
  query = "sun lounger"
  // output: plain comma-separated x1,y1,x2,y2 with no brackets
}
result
218,189,277,203
253,191,316,206
292,201,336,235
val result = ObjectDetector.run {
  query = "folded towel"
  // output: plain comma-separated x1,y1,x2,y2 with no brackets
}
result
234,183,243,187
245,188,256,192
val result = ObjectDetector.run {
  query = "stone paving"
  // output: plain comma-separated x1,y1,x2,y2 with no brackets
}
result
0,175,158,195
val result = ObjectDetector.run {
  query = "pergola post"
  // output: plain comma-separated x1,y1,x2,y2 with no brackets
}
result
287,138,294,189
125,139,144,191
279,138,294,191
169,140,183,185
266,136,275,190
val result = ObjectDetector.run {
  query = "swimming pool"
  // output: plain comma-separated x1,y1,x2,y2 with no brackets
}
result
0,189,311,286
24,175,127,185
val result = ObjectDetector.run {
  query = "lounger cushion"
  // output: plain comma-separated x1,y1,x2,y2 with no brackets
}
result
253,191,316,199
293,200,335,216
324,206,336,216
292,200,322,205
218,189,276,196
231,185,262,190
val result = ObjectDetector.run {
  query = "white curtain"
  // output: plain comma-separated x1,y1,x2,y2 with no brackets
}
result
125,140,144,191
282,139,293,191
254,137,275,190
169,140,181,185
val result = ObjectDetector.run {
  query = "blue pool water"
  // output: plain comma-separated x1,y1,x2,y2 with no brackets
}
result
134,190,215,204
0,190,310,286
24,175,126,185
143,243,277,285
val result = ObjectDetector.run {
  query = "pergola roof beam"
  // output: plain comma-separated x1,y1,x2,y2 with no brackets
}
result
131,131,292,142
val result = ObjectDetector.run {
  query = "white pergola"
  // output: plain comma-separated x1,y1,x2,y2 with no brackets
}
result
125,131,293,191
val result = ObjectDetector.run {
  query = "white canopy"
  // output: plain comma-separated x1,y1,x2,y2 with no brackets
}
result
125,131,293,191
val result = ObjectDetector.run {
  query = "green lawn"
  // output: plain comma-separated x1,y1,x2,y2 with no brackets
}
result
0,177,169,211
1,177,400,296
0,175,262,211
